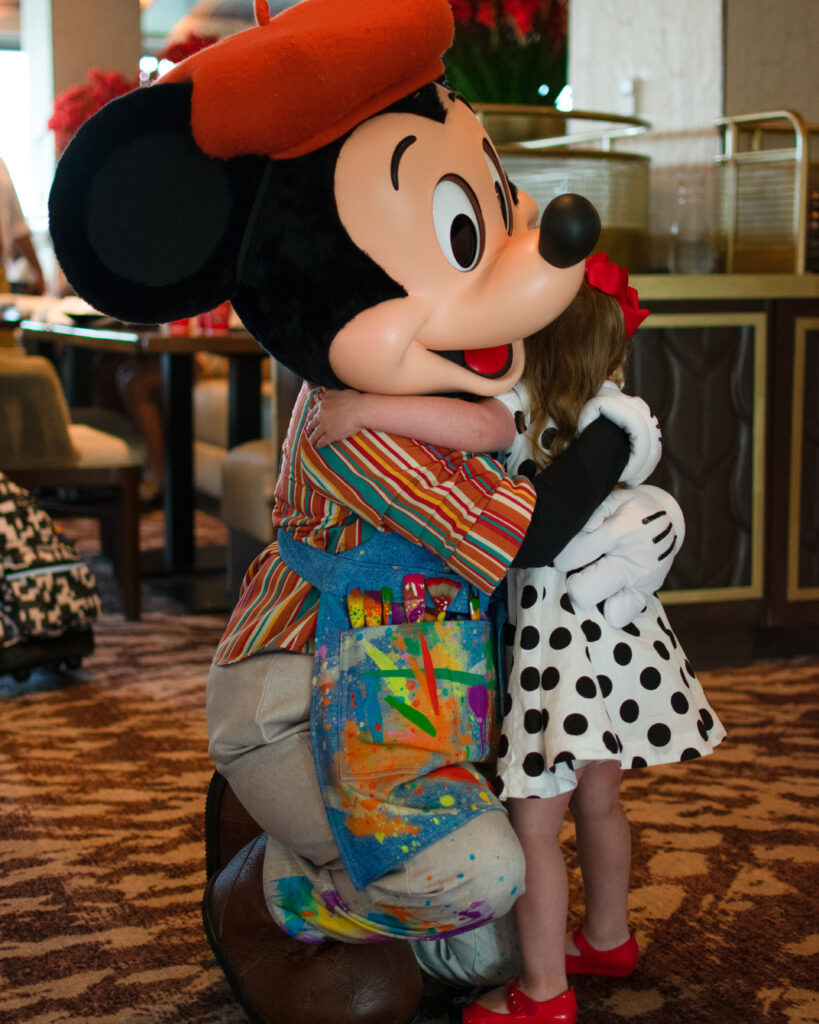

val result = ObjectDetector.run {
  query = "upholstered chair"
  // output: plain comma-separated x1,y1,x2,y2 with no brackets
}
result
0,349,146,619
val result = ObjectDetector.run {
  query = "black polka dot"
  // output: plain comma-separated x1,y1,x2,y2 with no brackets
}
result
542,708,549,730
620,699,639,723
680,748,701,761
559,593,575,615
598,674,613,698
671,691,690,714
495,775,505,796
503,691,513,716
640,667,661,690
541,667,560,690
520,585,538,609
520,667,540,691
699,708,714,732
540,427,558,449
657,617,678,649
553,751,574,766
653,640,671,660
520,626,541,650
564,713,588,735
576,675,597,698
603,731,619,754
549,627,572,650
622,622,641,637
647,723,671,747
631,756,647,768
524,709,543,734
514,411,527,434
497,734,509,758
679,666,690,688
684,659,695,678
697,720,709,741
581,619,602,642
523,752,545,776
518,458,537,479
613,642,632,665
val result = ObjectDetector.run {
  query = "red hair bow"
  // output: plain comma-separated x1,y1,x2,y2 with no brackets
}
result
584,252,649,338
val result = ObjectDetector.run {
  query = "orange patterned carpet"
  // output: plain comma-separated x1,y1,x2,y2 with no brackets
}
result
0,517,817,1024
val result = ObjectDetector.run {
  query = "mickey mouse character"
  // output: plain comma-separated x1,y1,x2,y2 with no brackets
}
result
49,2,682,1022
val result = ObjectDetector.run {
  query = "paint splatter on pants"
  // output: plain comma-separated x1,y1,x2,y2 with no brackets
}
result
207,650,525,949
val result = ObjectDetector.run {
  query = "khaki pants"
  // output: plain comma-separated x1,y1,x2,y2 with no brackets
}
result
207,649,525,966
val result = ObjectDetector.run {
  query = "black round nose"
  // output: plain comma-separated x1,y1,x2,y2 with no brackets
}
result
538,193,601,268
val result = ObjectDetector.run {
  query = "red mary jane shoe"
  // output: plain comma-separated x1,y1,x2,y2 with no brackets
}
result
462,981,576,1023
565,927,639,977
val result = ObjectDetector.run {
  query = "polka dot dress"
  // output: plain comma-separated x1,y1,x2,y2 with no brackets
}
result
494,384,726,799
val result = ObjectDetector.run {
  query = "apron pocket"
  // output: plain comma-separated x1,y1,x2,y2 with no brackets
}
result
334,619,496,783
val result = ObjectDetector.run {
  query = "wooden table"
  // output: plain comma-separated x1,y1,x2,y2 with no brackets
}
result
19,320,267,574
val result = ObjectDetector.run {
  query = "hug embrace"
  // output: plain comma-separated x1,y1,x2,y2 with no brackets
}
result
48,1,724,1021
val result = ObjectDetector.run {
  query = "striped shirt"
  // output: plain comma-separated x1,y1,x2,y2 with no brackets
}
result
214,383,537,665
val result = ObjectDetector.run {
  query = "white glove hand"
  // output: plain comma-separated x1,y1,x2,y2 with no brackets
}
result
577,382,662,487
553,484,685,627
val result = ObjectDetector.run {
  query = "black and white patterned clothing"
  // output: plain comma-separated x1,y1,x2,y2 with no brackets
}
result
494,383,726,799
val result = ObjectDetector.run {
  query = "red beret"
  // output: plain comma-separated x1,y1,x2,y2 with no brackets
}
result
163,0,455,160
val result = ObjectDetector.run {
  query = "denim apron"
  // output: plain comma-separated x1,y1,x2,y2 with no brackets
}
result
277,528,504,890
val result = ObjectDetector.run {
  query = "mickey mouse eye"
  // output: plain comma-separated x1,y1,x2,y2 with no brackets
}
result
484,145,512,234
432,175,485,271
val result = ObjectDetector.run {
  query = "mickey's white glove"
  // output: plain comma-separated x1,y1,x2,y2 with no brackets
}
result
553,484,684,627
577,381,662,487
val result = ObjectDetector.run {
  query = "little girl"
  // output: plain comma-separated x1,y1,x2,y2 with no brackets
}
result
309,254,726,1024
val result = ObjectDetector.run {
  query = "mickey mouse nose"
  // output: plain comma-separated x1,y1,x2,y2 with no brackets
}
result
538,193,601,268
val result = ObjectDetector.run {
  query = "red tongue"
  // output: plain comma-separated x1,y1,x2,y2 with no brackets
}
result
464,345,509,376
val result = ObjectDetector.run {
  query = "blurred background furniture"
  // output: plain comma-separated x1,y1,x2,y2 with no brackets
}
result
18,317,267,573
715,110,819,273
0,347,145,619
199,360,301,600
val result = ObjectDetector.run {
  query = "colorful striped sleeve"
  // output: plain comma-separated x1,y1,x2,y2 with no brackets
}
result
301,427,537,594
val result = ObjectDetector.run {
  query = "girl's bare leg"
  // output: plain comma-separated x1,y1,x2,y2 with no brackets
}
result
474,791,574,1013
567,760,631,952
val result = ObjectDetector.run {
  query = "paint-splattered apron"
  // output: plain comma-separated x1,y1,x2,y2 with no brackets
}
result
277,528,503,890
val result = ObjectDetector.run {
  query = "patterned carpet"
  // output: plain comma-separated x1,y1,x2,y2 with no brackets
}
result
0,514,817,1024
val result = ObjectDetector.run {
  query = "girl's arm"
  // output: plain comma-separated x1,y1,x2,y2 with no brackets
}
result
308,388,517,453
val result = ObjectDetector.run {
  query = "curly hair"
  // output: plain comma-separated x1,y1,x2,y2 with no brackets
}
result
522,280,630,468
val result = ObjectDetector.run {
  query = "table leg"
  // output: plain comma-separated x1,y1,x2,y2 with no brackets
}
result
227,354,262,447
161,351,195,569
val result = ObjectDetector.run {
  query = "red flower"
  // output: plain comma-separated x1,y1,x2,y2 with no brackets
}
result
49,69,136,155
503,0,541,36
475,1,496,28
449,0,476,21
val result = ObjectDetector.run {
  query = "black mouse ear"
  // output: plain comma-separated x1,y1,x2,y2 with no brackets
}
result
49,81,267,324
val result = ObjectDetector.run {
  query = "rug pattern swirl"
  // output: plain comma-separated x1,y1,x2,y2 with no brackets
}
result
1,592,817,1022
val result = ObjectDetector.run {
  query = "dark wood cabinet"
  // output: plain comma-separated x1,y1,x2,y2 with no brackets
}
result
625,274,818,666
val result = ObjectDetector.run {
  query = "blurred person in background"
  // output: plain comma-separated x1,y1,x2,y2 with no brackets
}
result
0,156,45,295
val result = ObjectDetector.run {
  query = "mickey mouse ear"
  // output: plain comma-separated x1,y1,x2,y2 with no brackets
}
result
48,81,266,325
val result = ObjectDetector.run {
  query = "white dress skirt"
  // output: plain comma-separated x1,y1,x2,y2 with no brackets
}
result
493,383,726,799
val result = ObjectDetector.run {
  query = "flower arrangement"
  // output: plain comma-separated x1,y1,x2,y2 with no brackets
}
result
445,0,569,106
48,69,136,156
48,36,221,156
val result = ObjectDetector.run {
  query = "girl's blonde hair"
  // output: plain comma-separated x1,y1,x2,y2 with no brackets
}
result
523,280,630,468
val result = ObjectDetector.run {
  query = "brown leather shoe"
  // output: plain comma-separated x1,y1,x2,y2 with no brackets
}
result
205,770,264,878
203,833,424,1024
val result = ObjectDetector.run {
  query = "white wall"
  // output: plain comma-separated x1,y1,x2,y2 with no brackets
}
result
567,0,817,270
